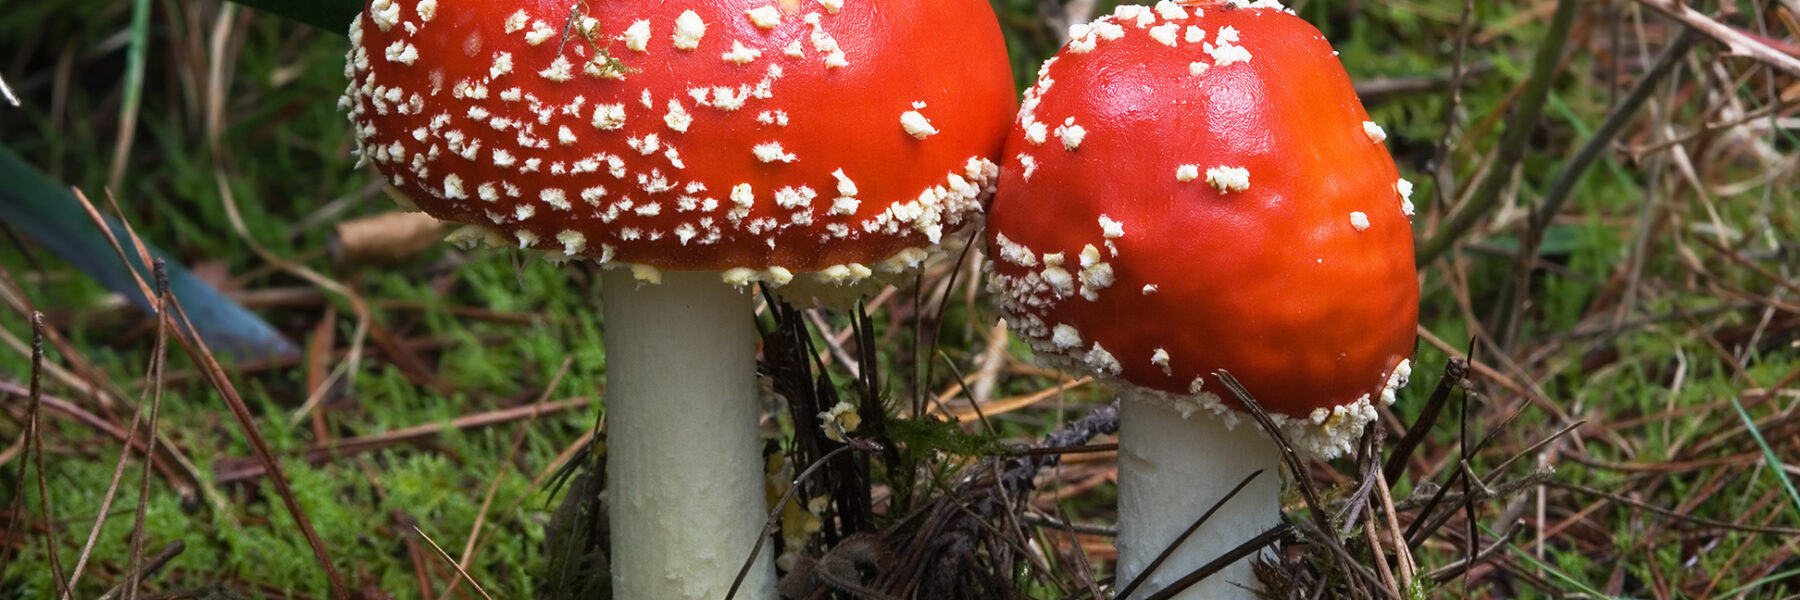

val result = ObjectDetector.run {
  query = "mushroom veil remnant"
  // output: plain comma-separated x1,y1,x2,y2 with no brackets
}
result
986,1,1418,597
342,0,1016,598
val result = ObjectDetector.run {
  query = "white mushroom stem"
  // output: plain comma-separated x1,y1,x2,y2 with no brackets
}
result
1116,399,1281,599
602,269,776,600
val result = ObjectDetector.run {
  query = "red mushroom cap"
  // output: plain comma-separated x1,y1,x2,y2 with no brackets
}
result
343,0,1015,287
986,0,1418,457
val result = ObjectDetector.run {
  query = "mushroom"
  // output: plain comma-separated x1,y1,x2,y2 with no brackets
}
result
985,1,1418,597
340,1,1015,598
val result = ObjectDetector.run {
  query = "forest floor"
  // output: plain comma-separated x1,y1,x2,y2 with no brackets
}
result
3,0,1799,598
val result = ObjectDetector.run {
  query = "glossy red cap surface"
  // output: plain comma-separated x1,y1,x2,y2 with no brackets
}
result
344,0,1016,283
987,1,1418,448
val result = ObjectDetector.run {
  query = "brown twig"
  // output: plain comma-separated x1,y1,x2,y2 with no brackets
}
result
1633,0,1800,78
28,313,70,595
411,524,496,600
212,397,592,484
95,540,185,600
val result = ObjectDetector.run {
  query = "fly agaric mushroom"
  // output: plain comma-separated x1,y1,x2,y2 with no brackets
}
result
986,1,1417,596
341,1,1015,598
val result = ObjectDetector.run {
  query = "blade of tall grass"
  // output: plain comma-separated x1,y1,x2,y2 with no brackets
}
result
1727,397,1800,522
0,145,298,359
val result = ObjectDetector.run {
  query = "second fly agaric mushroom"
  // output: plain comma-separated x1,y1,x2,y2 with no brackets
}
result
342,0,1015,598
986,1,1417,597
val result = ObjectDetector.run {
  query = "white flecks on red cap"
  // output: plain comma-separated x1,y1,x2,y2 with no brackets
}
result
1039,252,1074,298
525,20,558,46
541,188,571,210
1076,244,1113,301
1098,215,1124,239
369,0,400,31
1397,178,1415,216
746,6,782,29
502,10,527,33
1084,342,1121,375
345,0,1009,288
993,232,1038,267
672,11,707,50
1055,118,1086,150
539,56,575,82
1024,122,1048,145
1153,0,1188,20
753,142,797,163
385,41,419,65
1149,23,1180,46
1362,121,1387,144
723,42,762,64
664,101,693,132
900,110,937,139
621,20,652,52
1349,211,1370,231
1205,166,1249,193
802,13,849,69
558,230,588,254
1204,26,1253,66
1018,154,1039,180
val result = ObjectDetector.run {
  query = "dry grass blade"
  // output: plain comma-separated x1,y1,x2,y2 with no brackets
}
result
0,71,18,106
60,310,158,598
1215,370,1388,598
62,179,349,595
95,540,184,600
1423,522,1523,583
1634,0,1800,77
1373,466,1416,589
728,443,866,600
214,398,593,484
21,313,69,594
941,375,1093,423
411,524,496,600
1384,357,1470,482
1547,480,1800,536
131,239,352,596
125,261,174,600
1140,524,1293,600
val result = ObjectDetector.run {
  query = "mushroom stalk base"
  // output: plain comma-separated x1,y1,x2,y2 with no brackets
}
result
602,270,775,600
1116,398,1281,599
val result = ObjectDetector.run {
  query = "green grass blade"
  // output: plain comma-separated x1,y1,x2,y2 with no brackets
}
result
1716,567,1800,598
1502,541,1632,599
0,145,299,360
1729,396,1800,521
